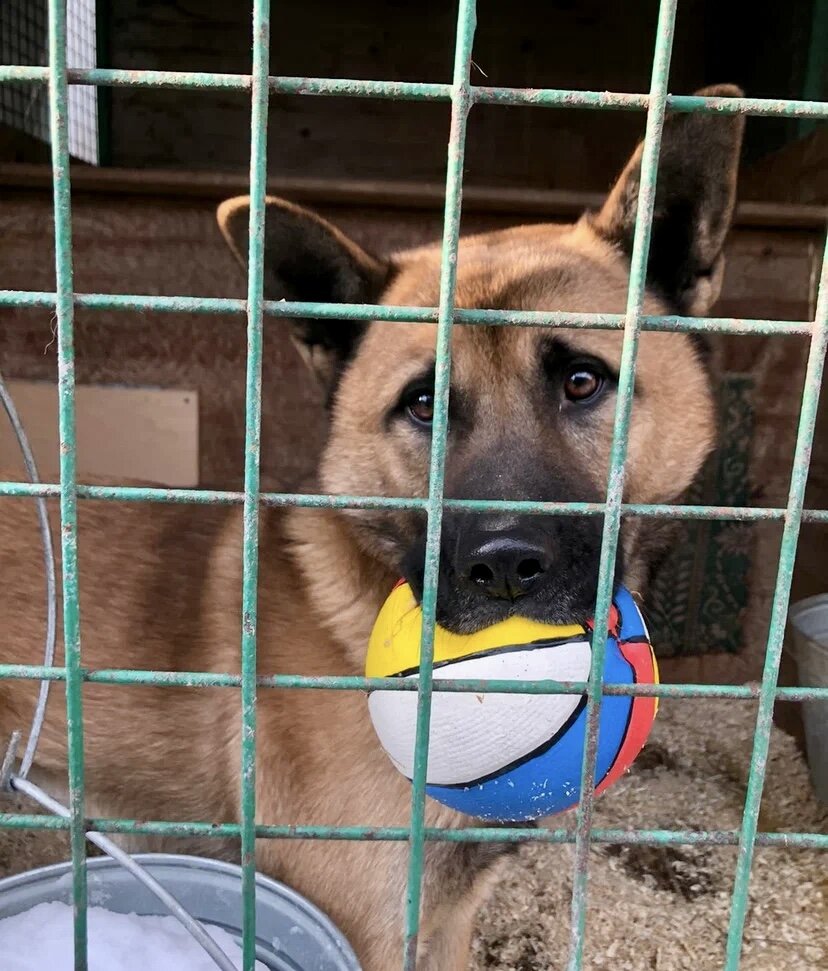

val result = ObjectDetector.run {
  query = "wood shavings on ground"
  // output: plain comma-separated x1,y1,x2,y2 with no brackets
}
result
471,697,827,971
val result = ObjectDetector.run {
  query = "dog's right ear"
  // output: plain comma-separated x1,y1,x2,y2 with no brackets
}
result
217,195,392,391
592,84,745,316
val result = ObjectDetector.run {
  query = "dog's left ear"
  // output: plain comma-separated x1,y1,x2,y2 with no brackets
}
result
593,84,745,315
217,195,392,391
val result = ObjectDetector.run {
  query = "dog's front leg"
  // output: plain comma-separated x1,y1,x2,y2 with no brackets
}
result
255,831,508,970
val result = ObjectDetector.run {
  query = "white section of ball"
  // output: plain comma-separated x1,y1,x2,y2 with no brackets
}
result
367,640,592,786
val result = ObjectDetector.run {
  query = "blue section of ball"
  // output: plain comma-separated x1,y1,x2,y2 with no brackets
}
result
425,594,638,821
614,585,647,640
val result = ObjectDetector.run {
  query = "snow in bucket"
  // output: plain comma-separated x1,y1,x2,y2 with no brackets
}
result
0,901,268,971
0,854,361,971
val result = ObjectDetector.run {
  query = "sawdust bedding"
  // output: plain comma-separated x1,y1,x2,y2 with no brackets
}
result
471,698,827,971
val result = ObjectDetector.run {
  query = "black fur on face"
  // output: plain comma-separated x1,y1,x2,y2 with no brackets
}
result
399,454,622,634
401,511,620,633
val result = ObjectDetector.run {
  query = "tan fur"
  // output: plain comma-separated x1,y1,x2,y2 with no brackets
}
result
318,219,715,610
0,496,482,968
1,92,743,969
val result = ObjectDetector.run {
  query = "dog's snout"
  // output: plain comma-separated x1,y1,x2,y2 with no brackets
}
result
402,501,612,634
458,535,551,602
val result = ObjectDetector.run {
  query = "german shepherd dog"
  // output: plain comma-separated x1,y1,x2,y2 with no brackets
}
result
0,86,743,968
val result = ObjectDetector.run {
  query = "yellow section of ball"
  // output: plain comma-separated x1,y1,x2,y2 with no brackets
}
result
365,582,587,678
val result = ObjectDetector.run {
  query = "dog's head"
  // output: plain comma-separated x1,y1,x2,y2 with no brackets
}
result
218,85,744,635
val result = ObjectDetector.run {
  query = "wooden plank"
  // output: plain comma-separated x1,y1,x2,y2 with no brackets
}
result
1,163,825,228
0,380,199,487
742,128,828,205
97,0,813,192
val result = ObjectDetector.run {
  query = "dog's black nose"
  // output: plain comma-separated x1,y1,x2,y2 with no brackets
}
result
458,534,551,601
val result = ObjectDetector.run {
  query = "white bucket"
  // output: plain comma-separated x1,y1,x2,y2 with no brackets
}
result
787,594,828,804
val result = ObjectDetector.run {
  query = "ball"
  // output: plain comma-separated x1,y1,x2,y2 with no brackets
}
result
366,581,658,821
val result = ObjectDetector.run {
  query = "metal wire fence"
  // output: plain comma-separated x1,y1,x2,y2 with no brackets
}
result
1,0,827,969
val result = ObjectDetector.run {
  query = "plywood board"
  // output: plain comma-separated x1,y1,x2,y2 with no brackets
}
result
0,381,199,486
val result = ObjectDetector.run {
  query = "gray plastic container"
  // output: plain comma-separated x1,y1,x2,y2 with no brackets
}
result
787,594,828,804
0,853,360,971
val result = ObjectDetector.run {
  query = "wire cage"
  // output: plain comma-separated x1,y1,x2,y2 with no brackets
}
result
0,0,827,969
0,0,98,165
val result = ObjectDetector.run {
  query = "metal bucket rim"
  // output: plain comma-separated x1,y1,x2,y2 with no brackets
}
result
789,594,828,658
789,593,828,623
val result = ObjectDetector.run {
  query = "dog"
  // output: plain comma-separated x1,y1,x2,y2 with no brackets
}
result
0,85,743,969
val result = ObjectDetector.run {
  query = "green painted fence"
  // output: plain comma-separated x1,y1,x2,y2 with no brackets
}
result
0,1,826,969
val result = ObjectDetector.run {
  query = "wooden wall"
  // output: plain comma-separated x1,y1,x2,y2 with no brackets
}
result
96,0,818,190
3,1,821,195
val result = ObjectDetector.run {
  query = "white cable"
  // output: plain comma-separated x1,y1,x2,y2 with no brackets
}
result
0,369,57,779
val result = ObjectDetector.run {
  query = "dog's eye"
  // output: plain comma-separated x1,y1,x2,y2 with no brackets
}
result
563,365,604,403
404,388,435,426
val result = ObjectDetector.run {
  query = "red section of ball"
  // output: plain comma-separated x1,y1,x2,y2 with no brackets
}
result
595,637,658,796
